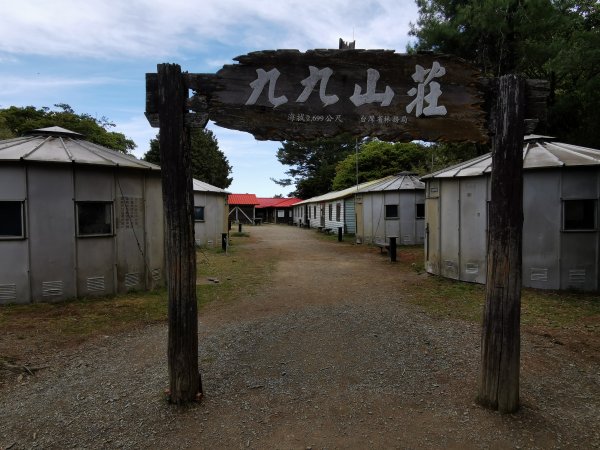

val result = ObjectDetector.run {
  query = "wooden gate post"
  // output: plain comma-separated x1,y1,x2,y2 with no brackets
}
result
478,74,525,413
157,63,202,404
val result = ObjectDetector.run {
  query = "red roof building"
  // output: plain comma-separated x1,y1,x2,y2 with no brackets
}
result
228,194,259,224
228,194,259,205
255,197,300,224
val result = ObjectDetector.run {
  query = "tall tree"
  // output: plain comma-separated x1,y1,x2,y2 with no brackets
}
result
333,141,428,190
272,136,356,199
409,0,600,148
333,141,479,190
144,129,233,189
0,104,135,152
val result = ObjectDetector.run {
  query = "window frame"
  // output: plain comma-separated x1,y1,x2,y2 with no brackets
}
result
562,199,597,231
328,203,332,221
385,204,399,220
0,200,26,239
194,206,205,222
335,202,341,222
416,203,425,219
76,201,114,237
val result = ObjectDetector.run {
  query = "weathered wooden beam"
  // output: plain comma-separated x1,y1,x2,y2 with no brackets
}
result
157,63,202,404
478,74,525,414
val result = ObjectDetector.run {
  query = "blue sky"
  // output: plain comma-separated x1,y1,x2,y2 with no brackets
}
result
0,0,418,196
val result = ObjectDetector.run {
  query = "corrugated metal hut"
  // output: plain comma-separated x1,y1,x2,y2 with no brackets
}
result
355,172,425,246
293,183,371,233
294,180,396,234
422,135,600,291
0,127,165,305
193,179,228,247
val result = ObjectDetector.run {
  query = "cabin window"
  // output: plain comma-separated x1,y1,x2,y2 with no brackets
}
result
0,201,25,238
77,202,113,236
194,206,205,222
563,199,596,231
335,203,341,221
416,203,425,219
328,204,332,221
385,204,399,219
313,205,316,218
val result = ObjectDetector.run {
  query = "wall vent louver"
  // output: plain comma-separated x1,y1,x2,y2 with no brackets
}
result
125,272,140,288
87,276,105,292
530,268,548,282
568,269,586,284
42,280,63,297
465,263,479,274
0,284,17,301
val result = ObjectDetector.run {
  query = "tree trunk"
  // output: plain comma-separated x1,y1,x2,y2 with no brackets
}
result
478,74,525,413
157,63,202,404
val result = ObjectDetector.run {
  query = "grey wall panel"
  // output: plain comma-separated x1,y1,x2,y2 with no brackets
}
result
115,172,145,293
459,178,487,283
0,241,30,304
144,175,164,289
0,165,26,198
75,167,114,200
415,191,425,244
28,165,77,302
440,180,460,279
344,197,356,234
76,237,115,296
194,192,226,247
560,233,598,291
74,167,116,296
370,195,386,243
425,197,440,275
561,168,597,199
399,192,415,244
0,166,29,303
522,171,561,289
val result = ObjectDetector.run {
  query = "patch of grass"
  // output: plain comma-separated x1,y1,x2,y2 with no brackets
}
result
196,234,275,308
399,251,600,335
406,275,486,322
0,232,276,356
0,289,168,348
521,289,600,329
230,232,250,238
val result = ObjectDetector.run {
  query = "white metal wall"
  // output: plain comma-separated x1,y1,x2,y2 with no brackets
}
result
0,165,30,304
28,165,77,302
194,192,227,247
459,179,488,283
75,166,116,297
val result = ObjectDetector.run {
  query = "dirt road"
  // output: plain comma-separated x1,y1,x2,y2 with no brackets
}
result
1,224,598,449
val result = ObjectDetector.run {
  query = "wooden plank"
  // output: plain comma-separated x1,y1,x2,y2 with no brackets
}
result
157,63,202,404
478,75,525,414
186,50,488,143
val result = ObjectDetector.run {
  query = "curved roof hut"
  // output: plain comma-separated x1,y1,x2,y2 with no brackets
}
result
0,127,164,304
422,135,600,291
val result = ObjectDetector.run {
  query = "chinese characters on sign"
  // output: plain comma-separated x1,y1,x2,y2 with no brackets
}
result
173,50,488,142
245,63,448,119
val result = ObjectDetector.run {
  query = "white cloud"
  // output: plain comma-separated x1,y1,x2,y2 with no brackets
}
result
0,0,418,60
114,114,157,159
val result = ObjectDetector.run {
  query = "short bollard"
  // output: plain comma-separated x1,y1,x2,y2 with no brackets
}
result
238,223,242,233
389,236,397,262
221,233,227,251
338,227,343,242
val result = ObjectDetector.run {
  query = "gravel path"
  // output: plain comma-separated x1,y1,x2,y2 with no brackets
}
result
1,225,598,449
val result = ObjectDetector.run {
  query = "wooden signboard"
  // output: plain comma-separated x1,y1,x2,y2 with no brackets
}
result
145,51,547,410
147,50,488,143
